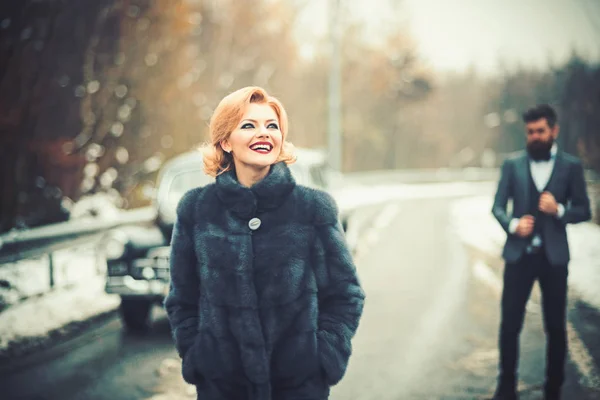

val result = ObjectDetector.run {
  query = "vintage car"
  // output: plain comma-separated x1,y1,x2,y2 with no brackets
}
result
100,148,348,331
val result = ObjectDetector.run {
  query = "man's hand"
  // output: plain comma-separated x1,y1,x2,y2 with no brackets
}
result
515,215,535,237
539,191,558,216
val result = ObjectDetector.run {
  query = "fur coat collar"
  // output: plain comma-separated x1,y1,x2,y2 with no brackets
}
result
215,162,296,218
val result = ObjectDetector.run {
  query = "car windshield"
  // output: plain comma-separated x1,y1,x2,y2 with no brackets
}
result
288,163,309,186
289,161,340,190
162,169,212,215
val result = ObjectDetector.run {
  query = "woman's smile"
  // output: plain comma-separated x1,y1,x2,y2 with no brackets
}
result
249,141,274,154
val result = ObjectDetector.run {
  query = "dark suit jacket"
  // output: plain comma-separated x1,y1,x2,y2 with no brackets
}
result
492,150,591,266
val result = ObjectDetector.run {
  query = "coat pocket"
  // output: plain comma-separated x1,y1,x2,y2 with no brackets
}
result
271,330,320,385
194,330,244,380
181,338,202,385
317,329,351,386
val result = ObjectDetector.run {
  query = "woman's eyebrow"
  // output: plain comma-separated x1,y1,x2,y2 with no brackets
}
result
240,119,278,124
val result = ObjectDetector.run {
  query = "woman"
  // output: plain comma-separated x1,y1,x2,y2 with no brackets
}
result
165,86,365,400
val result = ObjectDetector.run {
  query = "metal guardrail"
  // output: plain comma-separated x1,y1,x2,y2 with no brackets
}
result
0,207,156,265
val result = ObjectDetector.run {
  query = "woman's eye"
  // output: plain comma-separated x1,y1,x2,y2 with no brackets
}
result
241,123,255,129
267,123,279,129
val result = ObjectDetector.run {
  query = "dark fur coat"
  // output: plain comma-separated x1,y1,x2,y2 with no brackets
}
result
164,162,365,400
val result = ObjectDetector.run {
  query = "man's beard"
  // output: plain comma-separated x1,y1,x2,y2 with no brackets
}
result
527,137,554,161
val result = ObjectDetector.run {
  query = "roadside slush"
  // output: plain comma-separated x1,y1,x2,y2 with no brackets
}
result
0,277,119,366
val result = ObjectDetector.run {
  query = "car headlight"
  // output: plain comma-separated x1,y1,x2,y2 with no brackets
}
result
142,267,156,280
102,232,128,260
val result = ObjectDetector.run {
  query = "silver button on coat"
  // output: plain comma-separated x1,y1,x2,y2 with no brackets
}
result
248,217,261,230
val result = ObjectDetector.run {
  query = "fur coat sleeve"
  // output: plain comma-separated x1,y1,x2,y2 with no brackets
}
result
164,188,202,359
312,191,365,385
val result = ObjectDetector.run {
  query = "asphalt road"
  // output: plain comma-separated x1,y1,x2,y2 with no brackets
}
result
2,195,600,400
0,309,177,400
334,198,600,399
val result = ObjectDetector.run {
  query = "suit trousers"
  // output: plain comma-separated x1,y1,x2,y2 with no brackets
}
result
498,250,568,391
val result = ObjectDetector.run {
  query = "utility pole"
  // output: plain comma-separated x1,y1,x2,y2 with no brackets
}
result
328,0,342,172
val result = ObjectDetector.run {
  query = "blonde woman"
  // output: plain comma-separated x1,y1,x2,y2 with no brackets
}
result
165,86,365,400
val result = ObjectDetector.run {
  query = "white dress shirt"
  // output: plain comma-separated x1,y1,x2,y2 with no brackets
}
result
508,144,565,234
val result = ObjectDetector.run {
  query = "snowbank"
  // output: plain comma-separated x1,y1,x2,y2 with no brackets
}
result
0,275,119,357
332,181,496,214
0,243,103,310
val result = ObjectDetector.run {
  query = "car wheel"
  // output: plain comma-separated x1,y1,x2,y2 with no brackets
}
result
119,297,153,332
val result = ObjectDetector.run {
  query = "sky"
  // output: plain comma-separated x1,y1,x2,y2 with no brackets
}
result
295,0,600,75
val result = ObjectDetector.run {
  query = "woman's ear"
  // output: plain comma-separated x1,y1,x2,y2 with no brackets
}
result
220,140,231,153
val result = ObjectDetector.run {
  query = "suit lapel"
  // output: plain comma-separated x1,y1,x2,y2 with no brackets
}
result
545,151,564,194
517,154,530,209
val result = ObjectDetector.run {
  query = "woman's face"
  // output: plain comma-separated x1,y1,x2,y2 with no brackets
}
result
221,103,283,171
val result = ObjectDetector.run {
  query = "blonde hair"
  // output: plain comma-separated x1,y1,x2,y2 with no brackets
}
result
201,86,296,177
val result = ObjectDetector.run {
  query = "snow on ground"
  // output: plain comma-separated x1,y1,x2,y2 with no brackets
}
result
332,181,496,215
0,206,154,310
335,181,497,253
451,196,600,310
449,196,505,258
0,206,156,356
0,248,118,358
0,243,102,308
0,274,119,356
566,223,600,309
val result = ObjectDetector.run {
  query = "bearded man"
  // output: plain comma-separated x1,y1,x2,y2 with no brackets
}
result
490,104,591,400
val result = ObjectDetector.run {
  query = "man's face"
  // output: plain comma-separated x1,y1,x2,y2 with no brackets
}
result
525,118,558,160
